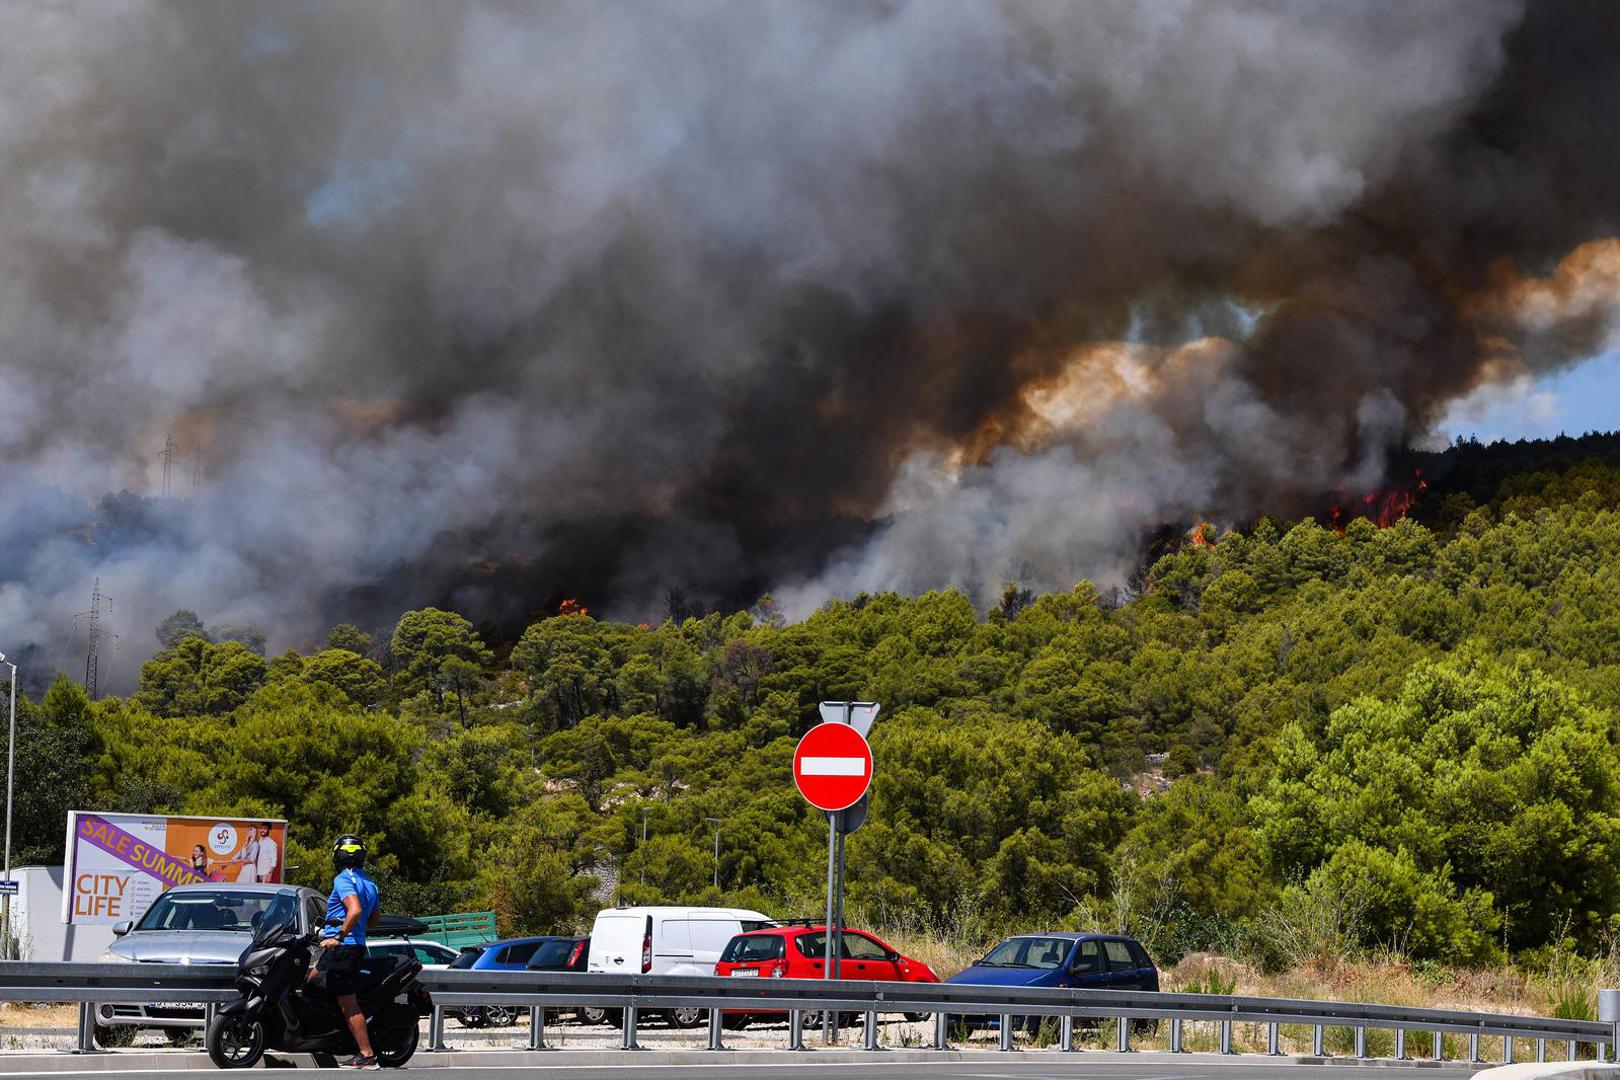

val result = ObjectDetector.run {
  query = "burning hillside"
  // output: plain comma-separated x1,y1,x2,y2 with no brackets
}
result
4,2,1620,682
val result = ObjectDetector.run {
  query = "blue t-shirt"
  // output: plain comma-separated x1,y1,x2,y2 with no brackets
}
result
323,868,379,946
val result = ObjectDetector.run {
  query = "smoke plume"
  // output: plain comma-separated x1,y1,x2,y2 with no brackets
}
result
3,0,1620,685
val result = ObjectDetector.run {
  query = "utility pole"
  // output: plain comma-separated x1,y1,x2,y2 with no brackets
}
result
190,445,202,497
639,805,650,885
704,817,722,890
0,651,15,961
159,433,176,499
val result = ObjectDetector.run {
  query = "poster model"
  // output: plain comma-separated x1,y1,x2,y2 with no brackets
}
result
62,811,287,925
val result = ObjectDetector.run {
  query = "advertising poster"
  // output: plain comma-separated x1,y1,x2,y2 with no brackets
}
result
62,811,287,925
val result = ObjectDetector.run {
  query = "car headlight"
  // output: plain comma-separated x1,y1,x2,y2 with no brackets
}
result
98,950,133,963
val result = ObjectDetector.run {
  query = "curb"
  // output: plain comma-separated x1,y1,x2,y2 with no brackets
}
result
1474,1065,1620,1080
0,1048,1493,1072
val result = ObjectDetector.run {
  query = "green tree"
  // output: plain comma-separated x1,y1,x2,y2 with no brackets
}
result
389,608,493,707
135,637,267,717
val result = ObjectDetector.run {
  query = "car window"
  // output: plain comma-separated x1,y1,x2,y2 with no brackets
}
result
1103,940,1136,971
306,896,326,934
982,936,1071,970
739,920,772,933
722,935,786,963
415,946,451,965
843,933,888,960
496,941,543,965
370,943,405,957
1127,940,1152,969
795,932,828,959
449,948,483,969
526,940,579,969
1070,940,1105,974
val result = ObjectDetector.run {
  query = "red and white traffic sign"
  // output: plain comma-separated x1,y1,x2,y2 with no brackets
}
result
793,722,873,812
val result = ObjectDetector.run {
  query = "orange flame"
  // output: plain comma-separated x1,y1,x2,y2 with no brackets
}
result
557,598,590,617
1187,522,1215,548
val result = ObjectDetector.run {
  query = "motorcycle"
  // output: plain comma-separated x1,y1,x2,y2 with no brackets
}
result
204,891,433,1069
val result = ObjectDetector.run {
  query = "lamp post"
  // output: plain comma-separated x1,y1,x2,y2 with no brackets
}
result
0,651,15,962
704,817,722,890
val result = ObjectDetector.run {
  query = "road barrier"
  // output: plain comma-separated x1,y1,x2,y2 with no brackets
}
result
2,961,1615,1061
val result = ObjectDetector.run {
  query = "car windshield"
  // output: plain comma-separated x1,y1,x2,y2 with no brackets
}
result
136,890,293,934
979,936,1072,969
449,948,483,969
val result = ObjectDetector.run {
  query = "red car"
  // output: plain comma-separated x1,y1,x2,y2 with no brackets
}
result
714,925,939,1026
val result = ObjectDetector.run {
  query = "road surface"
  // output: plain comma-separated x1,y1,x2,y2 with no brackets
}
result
0,1056,1491,1079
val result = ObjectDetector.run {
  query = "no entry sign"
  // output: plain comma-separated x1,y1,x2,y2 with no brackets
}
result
793,722,873,812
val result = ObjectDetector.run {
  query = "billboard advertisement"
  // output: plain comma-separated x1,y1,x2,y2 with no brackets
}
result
62,811,287,925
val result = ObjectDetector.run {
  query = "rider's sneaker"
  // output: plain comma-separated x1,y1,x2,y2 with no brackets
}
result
344,1055,380,1070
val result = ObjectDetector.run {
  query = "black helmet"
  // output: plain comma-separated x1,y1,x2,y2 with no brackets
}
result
332,834,366,872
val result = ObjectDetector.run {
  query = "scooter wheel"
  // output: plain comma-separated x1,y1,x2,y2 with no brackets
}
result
206,1013,265,1069
375,1024,419,1068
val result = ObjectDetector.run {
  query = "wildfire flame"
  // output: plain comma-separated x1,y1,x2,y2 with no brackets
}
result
557,597,590,617
1326,468,1427,532
1187,522,1216,548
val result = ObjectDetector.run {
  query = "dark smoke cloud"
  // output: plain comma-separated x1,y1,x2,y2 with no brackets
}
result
2,0,1619,686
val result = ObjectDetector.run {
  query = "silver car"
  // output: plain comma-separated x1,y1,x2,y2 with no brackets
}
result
96,882,327,1038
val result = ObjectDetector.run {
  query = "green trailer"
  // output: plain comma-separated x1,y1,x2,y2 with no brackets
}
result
413,911,498,951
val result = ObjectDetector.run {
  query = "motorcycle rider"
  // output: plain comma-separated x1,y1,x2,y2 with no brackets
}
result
319,834,382,1069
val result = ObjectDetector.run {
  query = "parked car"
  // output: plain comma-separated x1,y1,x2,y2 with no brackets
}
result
715,924,940,1028
447,935,590,1028
944,933,1158,1032
588,906,772,1027
369,938,461,966
94,883,328,1043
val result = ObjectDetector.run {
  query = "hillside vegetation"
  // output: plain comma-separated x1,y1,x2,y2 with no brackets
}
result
6,434,1620,990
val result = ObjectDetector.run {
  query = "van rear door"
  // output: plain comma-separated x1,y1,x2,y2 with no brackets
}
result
588,913,648,974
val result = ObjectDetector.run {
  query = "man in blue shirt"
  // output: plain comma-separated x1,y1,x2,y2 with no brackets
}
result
319,834,382,1069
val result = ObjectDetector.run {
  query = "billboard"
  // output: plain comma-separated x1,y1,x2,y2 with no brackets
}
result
62,811,287,925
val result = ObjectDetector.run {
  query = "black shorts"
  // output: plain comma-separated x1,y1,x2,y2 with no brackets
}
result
323,944,367,996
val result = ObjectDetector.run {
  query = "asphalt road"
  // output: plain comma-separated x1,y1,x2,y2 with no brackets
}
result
0,1058,1492,1079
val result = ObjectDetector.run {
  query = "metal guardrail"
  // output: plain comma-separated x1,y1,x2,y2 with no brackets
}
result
1,961,1615,1062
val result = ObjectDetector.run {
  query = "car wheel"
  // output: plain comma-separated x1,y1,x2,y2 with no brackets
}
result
458,1008,488,1029
666,1007,704,1029
484,1006,518,1027
579,1007,610,1026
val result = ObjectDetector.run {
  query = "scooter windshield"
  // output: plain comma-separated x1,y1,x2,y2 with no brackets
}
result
251,890,303,946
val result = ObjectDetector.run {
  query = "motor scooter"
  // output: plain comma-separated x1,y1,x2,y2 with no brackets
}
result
205,891,432,1068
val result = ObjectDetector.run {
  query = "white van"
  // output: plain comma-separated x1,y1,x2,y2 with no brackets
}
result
587,906,773,1027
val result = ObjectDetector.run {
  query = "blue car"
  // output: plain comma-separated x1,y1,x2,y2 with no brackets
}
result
447,936,589,1028
946,933,1158,1030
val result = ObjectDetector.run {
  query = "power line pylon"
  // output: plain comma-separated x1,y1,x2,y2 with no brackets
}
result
159,433,176,499
77,579,113,700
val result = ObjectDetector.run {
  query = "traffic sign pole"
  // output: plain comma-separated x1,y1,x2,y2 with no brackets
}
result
800,703,878,1044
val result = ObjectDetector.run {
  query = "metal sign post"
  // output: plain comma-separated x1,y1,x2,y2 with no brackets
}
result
799,701,878,1044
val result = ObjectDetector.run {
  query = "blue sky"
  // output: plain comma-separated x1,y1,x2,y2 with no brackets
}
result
1435,351,1620,444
